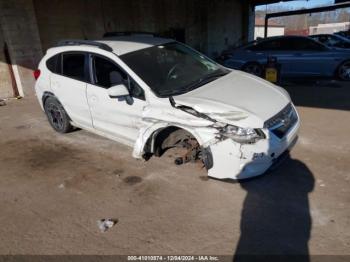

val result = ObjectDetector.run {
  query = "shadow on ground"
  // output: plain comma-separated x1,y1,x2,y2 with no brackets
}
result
281,78,350,111
233,155,315,262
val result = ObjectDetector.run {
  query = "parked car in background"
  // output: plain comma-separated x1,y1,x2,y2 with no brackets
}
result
310,34,350,49
222,35,350,81
335,30,350,40
34,36,299,180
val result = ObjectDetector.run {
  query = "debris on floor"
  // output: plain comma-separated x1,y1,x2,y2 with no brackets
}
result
0,99,6,106
123,175,142,185
97,218,118,232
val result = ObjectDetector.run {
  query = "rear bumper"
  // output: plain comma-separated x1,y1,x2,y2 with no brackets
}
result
207,117,300,180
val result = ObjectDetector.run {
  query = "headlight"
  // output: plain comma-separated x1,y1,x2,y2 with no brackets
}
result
221,125,265,143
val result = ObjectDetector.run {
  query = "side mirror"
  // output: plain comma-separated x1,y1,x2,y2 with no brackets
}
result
107,84,129,98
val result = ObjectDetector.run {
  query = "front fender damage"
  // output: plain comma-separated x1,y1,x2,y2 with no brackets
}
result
132,98,250,175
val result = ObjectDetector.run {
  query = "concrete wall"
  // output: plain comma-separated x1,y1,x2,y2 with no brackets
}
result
0,23,14,98
207,0,245,57
0,0,253,98
34,0,248,57
0,0,43,97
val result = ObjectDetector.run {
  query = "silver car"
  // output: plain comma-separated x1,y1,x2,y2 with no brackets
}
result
223,36,350,81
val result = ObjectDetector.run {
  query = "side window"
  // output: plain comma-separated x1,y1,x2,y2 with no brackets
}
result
93,56,126,88
291,38,325,51
128,77,145,100
46,54,61,74
249,39,286,51
317,36,328,45
62,53,86,81
248,42,266,51
93,55,145,100
328,36,341,47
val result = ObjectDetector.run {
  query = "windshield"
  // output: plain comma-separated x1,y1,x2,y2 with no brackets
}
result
120,42,230,97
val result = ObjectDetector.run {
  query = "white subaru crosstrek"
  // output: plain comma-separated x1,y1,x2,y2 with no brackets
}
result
34,35,300,180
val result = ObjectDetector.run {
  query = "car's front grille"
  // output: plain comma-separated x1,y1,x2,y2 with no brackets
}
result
264,103,298,139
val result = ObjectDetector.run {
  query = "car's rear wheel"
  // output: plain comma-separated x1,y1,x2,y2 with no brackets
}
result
242,62,263,77
337,60,350,81
44,97,73,133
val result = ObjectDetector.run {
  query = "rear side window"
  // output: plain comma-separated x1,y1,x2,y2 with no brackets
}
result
290,38,326,51
46,54,60,74
249,39,289,51
62,53,86,81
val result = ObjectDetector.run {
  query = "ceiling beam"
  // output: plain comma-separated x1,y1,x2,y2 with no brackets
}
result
250,0,296,6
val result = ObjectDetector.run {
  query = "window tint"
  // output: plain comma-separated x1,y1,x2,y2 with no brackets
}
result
120,42,227,97
128,78,145,100
62,53,86,81
290,38,325,51
46,54,60,74
93,56,126,88
316,36,328,44
46,55,57,72
249,38,325,51
93,55,145,100
249,39,289,51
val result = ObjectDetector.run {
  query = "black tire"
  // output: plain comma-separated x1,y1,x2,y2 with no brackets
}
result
337,60,350,81
44,97,73,133
242,62,263,77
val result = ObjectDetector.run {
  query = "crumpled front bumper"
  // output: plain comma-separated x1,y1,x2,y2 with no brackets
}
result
207,119,300,180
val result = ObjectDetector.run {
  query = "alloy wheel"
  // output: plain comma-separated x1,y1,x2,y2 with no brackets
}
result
47,103,64,130
339,61,350,81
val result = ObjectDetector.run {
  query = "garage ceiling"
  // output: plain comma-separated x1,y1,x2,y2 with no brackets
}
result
250,0,296,6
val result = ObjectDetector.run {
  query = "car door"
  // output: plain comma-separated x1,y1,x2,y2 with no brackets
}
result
50,52,93,128
264,38,296,76
286,38,335,76
86,54,147,144
248,39,295,76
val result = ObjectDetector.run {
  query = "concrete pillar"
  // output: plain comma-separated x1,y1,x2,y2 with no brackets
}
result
0,0,43,97
0,23,15,98
206,0,244,58
244,2,256,42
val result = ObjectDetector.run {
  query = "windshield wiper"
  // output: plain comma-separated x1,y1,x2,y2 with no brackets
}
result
159,70,229,97
179,71,228,93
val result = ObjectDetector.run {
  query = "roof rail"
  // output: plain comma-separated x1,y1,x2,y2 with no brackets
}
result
103,31,158,38
56,39,113,52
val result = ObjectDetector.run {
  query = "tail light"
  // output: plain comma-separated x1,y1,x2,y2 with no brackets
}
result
33,69,41,80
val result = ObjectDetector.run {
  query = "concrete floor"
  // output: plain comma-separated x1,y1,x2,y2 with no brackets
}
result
0,81,349,258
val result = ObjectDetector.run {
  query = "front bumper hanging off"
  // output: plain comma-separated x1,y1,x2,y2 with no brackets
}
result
207,119,299,180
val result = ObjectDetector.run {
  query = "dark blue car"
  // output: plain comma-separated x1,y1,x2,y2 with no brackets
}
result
222,36,350,81
310,34,350,49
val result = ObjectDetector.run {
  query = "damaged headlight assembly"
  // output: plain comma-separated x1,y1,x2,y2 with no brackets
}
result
221,125,265,143
169,97,265,144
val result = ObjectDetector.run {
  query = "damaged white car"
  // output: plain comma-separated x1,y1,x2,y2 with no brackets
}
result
34,36,299,180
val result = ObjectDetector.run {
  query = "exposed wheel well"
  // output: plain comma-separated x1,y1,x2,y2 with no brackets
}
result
143,126,192,157
143,126,213,169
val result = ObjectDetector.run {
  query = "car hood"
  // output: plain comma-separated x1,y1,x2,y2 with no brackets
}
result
174,70,291,128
